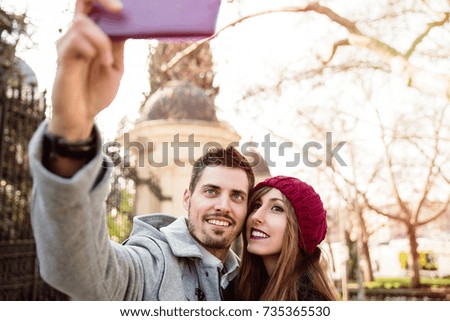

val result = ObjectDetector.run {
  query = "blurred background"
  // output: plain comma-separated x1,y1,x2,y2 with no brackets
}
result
1,0,449,300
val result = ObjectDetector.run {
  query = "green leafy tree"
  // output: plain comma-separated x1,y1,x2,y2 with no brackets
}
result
106,169,135,243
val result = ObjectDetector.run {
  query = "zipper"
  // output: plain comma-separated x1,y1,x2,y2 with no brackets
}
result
218,267,224,300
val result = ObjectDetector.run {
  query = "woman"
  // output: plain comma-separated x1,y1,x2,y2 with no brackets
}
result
237,176,339,300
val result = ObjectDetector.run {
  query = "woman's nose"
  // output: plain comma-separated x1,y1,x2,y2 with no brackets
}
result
251,207,265,223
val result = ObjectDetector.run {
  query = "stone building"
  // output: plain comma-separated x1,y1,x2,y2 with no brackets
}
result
119,80,270,217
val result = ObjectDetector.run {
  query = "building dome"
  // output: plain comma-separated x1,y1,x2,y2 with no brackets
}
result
2,58,38,88
15,57,38,87
246,148,271,176
140,80,218,122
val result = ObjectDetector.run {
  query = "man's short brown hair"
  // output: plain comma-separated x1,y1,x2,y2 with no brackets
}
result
189,146,255,193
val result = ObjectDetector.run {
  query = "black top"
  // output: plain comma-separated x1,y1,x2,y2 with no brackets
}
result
297,276,329,301
226,276,329,301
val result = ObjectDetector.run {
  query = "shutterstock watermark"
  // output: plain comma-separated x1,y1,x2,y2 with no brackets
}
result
102,132,347,168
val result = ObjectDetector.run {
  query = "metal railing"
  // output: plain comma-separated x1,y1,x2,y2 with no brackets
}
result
0,82,68,300
0,81,139,299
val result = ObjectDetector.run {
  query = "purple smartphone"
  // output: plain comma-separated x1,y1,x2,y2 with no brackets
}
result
89,0,221,41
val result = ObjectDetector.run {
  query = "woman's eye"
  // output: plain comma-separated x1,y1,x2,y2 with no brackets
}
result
252,203,262,211
271,205,284,212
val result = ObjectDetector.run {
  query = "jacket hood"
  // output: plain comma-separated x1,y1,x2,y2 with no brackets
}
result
131,213,203,259
131,213,176,241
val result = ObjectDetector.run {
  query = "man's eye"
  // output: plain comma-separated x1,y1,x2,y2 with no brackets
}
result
232,193,244,201
205,188,217,195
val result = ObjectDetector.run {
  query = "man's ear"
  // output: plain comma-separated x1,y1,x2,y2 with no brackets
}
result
183,189,191,211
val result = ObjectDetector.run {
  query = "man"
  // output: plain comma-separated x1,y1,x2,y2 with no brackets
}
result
28,0,255,300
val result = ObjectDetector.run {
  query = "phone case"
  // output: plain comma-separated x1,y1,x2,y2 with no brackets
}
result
89,0,221,41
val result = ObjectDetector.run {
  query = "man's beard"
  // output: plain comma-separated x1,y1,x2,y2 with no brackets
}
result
187,202,235,250
187,217,234,250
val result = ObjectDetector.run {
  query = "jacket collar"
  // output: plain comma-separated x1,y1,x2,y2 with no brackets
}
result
162,217,239,274
160,216,204,259
133,214,204,258
134,214,239,275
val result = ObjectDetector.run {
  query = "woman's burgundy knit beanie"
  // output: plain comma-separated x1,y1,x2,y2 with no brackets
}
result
253,176,327,254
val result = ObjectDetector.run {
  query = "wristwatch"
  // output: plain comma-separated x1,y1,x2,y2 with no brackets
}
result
42,126,98,167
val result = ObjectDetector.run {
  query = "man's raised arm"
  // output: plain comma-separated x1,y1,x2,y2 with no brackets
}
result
47,0,124,177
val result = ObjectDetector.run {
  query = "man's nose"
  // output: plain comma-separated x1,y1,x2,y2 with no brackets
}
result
214,195,231,213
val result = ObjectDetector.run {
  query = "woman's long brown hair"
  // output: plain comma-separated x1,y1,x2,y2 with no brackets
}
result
237,186,339,301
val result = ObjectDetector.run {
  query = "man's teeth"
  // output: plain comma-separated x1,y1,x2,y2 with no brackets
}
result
252,230,269,238
207,219,230,227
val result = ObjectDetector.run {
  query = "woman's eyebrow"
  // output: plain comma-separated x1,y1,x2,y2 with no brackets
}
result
268,198,284,202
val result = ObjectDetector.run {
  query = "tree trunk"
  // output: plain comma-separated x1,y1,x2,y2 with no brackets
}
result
324,236,336,272
345,230,358,281
357,207,374,282
408,225,421,288
361,239,374,282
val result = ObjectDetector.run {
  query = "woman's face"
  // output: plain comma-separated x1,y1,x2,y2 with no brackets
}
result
246,188,288,259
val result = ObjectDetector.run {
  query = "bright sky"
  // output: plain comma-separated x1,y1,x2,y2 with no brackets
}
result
3,0,448,228
1,1,325,180
3,0,335,180
2,0,329,142
4,0,448,181
2,0,151,139
0,0,415,176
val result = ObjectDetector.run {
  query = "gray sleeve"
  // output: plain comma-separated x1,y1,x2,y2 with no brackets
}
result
28,121,159,300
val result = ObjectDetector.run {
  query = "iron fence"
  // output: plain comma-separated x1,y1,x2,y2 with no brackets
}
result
0,83,69,300
0,80,137,299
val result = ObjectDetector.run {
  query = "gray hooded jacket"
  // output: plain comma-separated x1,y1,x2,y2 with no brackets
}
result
28,122,239,300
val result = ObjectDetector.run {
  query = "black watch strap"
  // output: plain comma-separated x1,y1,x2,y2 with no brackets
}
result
42,127,98,168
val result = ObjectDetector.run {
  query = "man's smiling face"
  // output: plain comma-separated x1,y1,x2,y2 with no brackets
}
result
184,166,249,261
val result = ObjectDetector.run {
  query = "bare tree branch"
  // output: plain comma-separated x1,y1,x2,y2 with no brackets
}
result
295,108,409,226
396,134,450,143
363,198,407,223
420,0,450,18
368,222,387,237
437,167,450,184
160,41,205,73
239,62,388,104
323,39,350,64
407,138,450,182
412,108,445,223
417,196,450,226
162,3,361,76
405,12,449,59
374,106,411,216
161,2,449,98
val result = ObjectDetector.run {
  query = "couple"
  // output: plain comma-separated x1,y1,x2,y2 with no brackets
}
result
29,0,338,300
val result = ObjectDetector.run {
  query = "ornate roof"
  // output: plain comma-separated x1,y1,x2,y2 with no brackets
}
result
140,80,218,122
15,57,38,87
246,148,271,175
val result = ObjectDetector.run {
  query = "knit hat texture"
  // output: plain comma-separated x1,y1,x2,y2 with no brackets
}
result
253,176,327,254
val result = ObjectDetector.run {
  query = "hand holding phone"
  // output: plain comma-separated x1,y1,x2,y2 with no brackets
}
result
89,0,221,41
